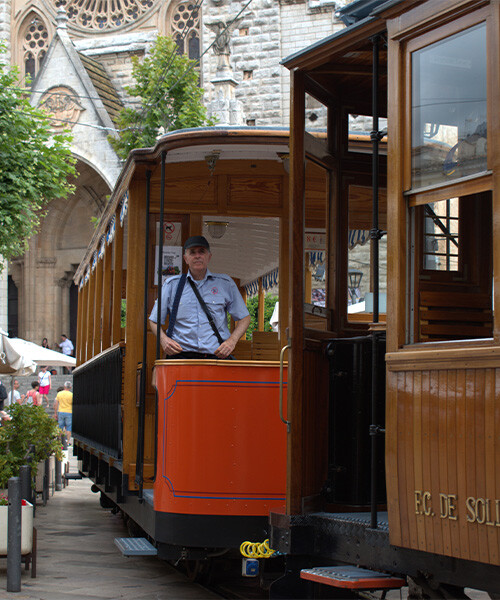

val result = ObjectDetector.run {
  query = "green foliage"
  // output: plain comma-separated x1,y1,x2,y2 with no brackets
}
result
121,299,126,328
246,295,278,339
0,404,63,488
109,36,216,160
0,44,76,266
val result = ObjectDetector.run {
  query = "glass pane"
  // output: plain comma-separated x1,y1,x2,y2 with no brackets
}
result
411,23,487,188
304,161,329,330
423,199,459,271
305,93,327,134
347,185,387,318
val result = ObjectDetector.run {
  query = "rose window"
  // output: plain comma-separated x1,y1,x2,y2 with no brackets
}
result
54,0,157,32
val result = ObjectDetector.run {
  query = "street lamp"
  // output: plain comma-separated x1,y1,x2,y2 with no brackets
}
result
348,269,363,304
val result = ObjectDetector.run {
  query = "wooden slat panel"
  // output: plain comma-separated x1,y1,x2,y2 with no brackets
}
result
438,369,451,557
420,291,492,309
388,363,500,566
397,371,410,547
446,370,461,558
413,370,426,551
465,370,479,560
421,370,434,554
455,369,469,561
404,371,418,550
475,369,489,565
233,340,252,360
385,372,401,546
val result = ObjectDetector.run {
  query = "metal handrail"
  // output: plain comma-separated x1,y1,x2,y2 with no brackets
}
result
279,344,291,432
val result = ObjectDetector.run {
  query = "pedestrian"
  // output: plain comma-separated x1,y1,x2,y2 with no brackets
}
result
0,379,7,411
54,381,73,446
38,365,51,407
58,334,74,373
149,236,250,359
25,381,41,406
6,379,25,406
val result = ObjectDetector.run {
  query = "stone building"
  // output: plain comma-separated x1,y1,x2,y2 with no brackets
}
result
1,0,353,344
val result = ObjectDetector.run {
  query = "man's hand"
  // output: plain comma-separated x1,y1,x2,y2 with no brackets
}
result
149,319,183,356
214,337,237,359
214,315,251,359
161,334,183,356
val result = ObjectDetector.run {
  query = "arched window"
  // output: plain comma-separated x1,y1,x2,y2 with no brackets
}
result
22,15,49,82
170,1,200,62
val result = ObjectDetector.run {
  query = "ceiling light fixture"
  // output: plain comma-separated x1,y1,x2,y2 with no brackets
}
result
205,221,228,239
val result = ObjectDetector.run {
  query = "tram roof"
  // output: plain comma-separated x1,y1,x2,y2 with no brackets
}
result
282,0,416,71
74,127,292,284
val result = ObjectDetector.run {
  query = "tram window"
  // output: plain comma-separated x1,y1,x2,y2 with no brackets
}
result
304,161,329,329
347,184,387,322
305,93,327,133
422,199,459,272
411,22,487,190
348,116,387,154
409,191,492,343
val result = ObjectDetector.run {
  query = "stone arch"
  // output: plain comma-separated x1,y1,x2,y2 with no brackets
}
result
14,9,53,82
16,158,111,345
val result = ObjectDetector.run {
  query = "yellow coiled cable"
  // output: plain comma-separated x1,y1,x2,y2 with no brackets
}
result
240,539,276,558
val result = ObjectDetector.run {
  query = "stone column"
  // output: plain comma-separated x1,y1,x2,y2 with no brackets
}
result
206,16,245,126
0,0,12,56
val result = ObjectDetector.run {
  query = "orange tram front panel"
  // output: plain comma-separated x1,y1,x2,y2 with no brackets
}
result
153,360,287,517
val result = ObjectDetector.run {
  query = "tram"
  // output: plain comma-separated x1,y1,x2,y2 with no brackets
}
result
267,0,500,597
72,127,321,564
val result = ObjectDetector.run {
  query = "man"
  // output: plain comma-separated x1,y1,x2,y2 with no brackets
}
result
149,236,250,359
6,379,25,406
58,334,74,374
0,379,7,411
54,380,73,445
59,334,74,356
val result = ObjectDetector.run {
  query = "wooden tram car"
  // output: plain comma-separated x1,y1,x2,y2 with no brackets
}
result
268,0,500,597
72,127,336,562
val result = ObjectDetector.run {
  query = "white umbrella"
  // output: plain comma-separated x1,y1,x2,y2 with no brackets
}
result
4,338,76,368
0,334,37,376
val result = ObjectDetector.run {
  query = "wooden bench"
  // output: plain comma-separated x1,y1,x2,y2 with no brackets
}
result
419,291,493,341
252,331,280,361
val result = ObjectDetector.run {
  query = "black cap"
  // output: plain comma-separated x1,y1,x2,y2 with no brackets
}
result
183,235,210,252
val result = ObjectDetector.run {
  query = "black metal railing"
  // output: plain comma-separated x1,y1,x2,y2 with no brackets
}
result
73,345,123,458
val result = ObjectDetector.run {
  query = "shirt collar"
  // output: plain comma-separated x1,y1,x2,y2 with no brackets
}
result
187,268,213,285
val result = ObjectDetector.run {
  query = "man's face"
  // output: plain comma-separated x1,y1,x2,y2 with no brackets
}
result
183,246,211,277
14,381,19,389
61,336,66,342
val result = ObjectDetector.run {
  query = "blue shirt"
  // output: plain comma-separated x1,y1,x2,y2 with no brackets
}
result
149,269,249,354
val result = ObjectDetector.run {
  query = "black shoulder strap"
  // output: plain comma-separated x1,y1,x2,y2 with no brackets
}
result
187,277,224,345
166,274,187,338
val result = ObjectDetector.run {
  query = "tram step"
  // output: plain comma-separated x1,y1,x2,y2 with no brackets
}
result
64,473,83,480
300,566,406,590
114,537,158,557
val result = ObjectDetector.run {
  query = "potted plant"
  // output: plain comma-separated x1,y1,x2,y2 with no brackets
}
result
0,492,34,555
0,404,63,490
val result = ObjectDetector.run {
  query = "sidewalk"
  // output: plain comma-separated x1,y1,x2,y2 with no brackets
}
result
0,454,219,600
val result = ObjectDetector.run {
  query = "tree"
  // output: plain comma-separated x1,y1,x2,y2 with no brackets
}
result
246,295,279,339
109,36,215,160
0,46,76,266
